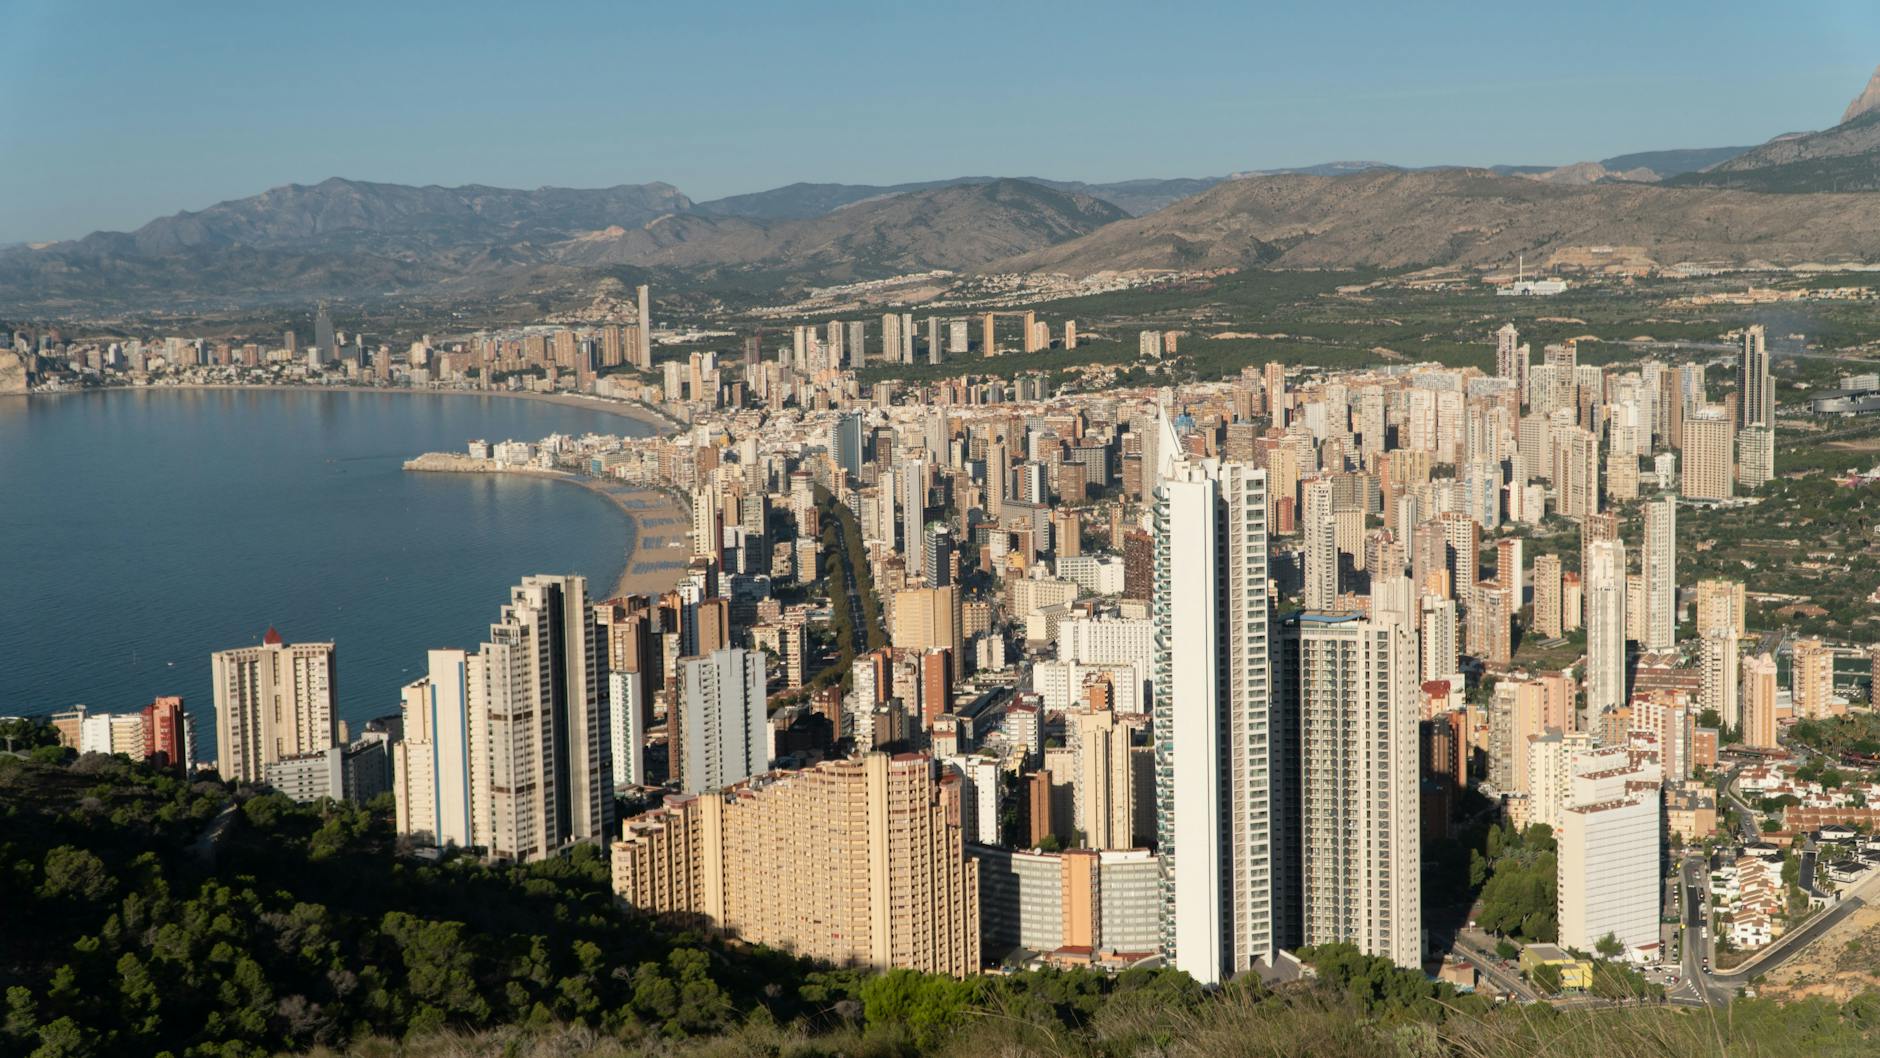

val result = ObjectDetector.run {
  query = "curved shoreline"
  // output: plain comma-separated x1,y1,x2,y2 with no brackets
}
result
406,454,692,600
18,382,683,435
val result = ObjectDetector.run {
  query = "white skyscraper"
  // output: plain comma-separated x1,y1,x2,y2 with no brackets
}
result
635,284,652,369
1303,476,1338,609
1154,448,1288,985
1585,539,1628,728
394,649,476,849
1419,594,1459,681
389,577,614,862
1280,591,1421,970
1558,793,1660,956
610,669,649,787
676,647,769,795
1641,498,1676,652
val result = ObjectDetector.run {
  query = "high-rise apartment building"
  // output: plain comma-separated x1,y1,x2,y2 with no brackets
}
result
1641,498,1677,652
1278,602,1421,969
1695,578,1746,640
1741,653,1779,749
635,284,652,369
1070,704,1139,851
1496,323,1527,396
142,695,191,768
1419,594,1459,681
674,648,769,795
394,648,475,849
1553,427,1601,521
1584,540,1628,725
891,584,964,680
1791,638,1836,720
212,628,337,784
472,575,612,861
1682,410,1734,501
1700,629,1741,731
1302,476,1338,609
833,412,865,482
1496,538,1524,610
612,753,980,976
1532,554,1563,639
1737,426,1775,490
1738,324,1772,429
1557,794,1660,956
1153,454,1289,984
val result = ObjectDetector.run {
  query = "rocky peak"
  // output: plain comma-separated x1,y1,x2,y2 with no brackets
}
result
1840,64,1880,125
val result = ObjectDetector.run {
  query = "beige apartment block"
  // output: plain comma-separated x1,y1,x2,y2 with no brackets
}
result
612,753,980,977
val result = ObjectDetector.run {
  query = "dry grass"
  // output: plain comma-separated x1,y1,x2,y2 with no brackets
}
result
296,990,1880,1058
1761,903,1880,1004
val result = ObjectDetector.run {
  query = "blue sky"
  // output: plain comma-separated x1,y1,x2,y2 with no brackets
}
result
2,0,1876,243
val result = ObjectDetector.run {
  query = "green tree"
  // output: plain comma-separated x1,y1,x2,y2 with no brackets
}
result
3,987,37,1042
37,847,115,903
28,1016,94,1058
1530,961,1563,994
860,968,971,1049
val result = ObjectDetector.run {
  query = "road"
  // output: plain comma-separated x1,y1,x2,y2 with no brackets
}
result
1453,931,1541,1003
1668,854,1734,1006
1711,893,1869,987
1717,764,1761,845
821,497,870,656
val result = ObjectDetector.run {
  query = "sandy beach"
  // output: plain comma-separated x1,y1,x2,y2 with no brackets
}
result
405,453,692,600
573,477,693,599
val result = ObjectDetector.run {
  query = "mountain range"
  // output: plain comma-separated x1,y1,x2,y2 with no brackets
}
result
7,66,1880,317
996,166,1880,275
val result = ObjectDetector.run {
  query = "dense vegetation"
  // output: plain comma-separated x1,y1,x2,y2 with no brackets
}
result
857,267,1880,393
1788,713,1880,760
6,750,1880,1058
1679,471,1880,639
1472,823,1560,942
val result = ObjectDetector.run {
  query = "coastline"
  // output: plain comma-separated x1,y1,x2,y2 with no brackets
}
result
406,453,691,600
576,476,693,600
21,381,683,435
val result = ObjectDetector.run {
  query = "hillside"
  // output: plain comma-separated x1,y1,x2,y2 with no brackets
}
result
0,178,1125,313
1666,112,1880,193
694,175,1222,220
1664,68,1880,192
991,167,1880,275
558,178,1128,279
1600,144,1755,177
2,748,1877,1058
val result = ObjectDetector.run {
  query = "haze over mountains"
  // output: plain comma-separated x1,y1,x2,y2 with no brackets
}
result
6,66,1880,317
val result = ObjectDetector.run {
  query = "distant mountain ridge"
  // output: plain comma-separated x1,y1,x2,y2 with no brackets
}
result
694,175,1225,219
992,166,1880,275
0,177,1126,312
7,62,1880,317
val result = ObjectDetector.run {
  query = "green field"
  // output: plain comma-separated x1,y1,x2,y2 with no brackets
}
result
843,269,1880,387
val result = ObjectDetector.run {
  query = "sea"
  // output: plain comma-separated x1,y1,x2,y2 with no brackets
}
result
0,387,656,753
